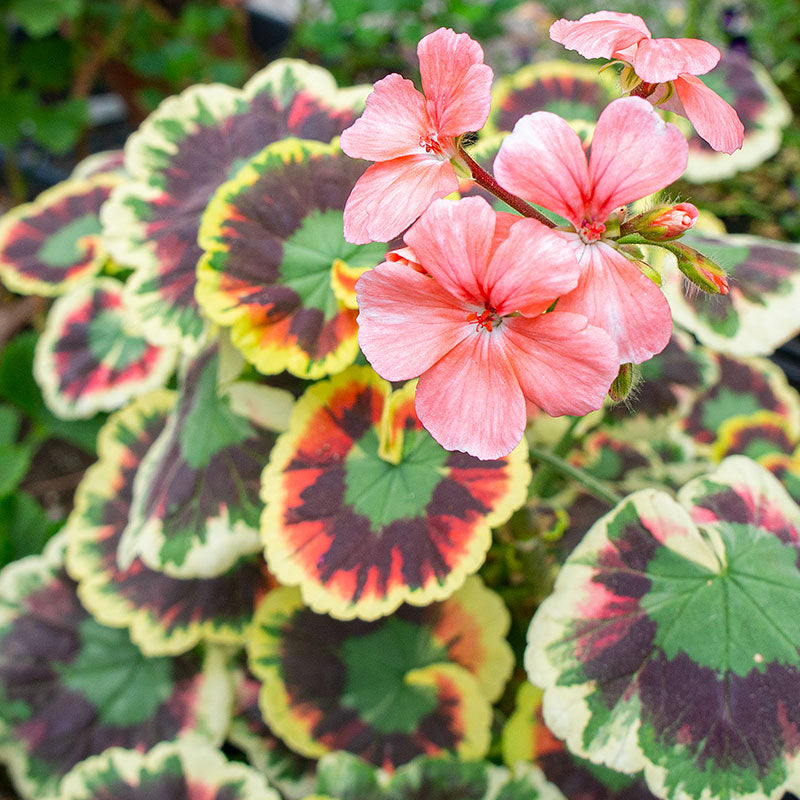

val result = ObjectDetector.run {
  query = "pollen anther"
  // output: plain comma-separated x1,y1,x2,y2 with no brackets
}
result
580,219,606,242
419,133,444,156
467,306,498,332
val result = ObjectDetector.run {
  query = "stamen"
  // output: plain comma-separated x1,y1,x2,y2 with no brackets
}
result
419,133,445,156
580,219,606,242
466,306,498,332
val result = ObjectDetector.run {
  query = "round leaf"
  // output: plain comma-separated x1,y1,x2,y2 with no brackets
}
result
102,60,368,351
0,533,231,797
527,457,800,800
0,175,116,297
261,366,530,619
34,277,177,419
57,739,280,800
246,581,509,767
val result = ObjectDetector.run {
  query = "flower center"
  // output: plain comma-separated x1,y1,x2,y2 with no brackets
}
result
579,219,606,243
419,132,446,157
466,306,499,332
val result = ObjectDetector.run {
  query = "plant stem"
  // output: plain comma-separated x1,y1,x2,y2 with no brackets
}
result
457,146,556,227
4,153,26,205
528,416,581,498
528,445,623,507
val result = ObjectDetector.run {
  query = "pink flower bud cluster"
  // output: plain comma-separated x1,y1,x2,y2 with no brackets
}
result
340,21,738,460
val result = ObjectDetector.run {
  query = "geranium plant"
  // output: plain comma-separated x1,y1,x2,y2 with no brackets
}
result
0,9,799,800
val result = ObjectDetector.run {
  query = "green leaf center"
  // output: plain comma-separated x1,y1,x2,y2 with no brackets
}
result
36,213,101,267
280,208,385,319
340,617,447,735
344,426,448,528
57,618,174,726
88,309,148,365
643,522,800,676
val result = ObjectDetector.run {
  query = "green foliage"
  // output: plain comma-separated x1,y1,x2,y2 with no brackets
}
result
0,349,65,568
0,491,58,564
0,0,253,200
0,331,104,453
290,0,522,84
119,1,249,112
7,0,84,38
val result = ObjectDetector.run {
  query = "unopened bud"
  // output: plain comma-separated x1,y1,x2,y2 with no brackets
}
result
621,203,698,242
608,363,636,403
667,241,730,294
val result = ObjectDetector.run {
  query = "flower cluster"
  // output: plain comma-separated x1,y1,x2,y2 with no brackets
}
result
549,11,744,154
343,21,739,460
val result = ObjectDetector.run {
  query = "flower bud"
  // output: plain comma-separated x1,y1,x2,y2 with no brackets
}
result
667,241,730,294
621,203,698,241
608,363,636,403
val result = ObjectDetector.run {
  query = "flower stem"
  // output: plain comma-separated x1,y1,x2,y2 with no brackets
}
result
457,146,556,228
528,416,581,499
528,445,623,507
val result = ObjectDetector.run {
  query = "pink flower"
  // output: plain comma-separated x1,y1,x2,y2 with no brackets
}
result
355,196,619,460
550,11,744,153
493,96,686,365
340,27,493,244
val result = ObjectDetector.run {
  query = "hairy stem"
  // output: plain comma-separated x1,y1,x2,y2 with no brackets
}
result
457,146,556,227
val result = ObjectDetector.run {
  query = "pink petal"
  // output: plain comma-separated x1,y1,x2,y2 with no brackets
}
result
414,331,526,460
343,156,459,244
490,211,521,253
556,239,673,364
340,74,431,161
356,260,471,381
403,196,495,305
386,245,427,274
418,28,493,136
504,312,618,416
587,97,687,222
493,112,591,228
673,74,744,154
633,37,720,83
484,219,581,317
549,11,650,61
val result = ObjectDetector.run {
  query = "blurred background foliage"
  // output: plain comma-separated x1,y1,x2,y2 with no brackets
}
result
0,0,798,230
286,0,800,241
